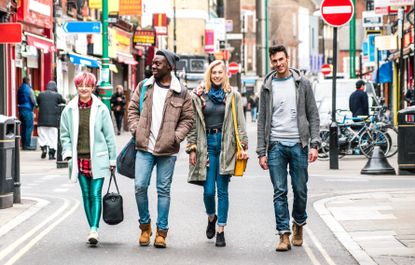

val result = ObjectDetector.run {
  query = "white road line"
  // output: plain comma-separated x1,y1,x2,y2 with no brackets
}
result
52,188,69,193
0,197,49,239
0,198,70,262
305,227,337,265
5,200,80,265
322,6,352,14
303,241,322,265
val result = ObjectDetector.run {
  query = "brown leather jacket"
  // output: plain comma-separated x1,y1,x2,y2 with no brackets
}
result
128,76,193,156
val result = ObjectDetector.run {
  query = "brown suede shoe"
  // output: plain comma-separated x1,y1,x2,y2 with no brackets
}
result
139,223,152,246
154,228,168,248
292,223,303,246
276,233,291,252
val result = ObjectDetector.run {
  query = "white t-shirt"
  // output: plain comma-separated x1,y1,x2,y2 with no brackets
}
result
147,83,169,153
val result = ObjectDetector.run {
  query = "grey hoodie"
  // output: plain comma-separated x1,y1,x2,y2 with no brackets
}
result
256,68,320,158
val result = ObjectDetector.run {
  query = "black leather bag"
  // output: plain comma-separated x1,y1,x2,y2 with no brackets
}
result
116,137,136,179
103,172,124,225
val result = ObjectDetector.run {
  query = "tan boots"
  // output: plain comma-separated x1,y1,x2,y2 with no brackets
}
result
139,223,152,246
154,228,168,248
292,223,304,246
276,224,304,252
276,233,291,251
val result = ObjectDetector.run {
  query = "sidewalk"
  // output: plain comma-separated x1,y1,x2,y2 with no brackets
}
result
312,156,415,265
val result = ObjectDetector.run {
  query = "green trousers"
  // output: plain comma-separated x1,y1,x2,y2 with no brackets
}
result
78,174,104,230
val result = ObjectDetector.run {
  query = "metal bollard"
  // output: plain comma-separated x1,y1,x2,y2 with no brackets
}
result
14,119,21,203
56,104,68,168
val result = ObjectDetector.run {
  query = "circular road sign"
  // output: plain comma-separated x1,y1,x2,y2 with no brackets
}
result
320,0,354,27
228,62,239,75
321,64,332,75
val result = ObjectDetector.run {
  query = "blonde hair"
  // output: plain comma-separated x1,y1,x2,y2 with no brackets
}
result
204,60,231,93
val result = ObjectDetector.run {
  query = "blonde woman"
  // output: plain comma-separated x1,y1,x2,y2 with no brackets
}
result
186,60,248,247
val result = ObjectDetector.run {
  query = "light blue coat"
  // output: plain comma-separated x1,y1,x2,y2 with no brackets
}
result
60,95,117,182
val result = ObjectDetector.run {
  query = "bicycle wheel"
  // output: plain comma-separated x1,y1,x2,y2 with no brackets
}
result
383,128,398,158
318,129,330,160
359,130,390,158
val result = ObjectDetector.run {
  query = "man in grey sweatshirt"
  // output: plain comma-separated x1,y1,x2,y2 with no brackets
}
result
256,45,320,252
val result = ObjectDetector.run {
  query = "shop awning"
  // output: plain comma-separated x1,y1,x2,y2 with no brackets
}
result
25,32,55,53
117,52,138,65
69,52,100,68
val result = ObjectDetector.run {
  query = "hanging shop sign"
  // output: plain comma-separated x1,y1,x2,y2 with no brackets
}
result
17,0,53,29
115,28,132,54
119,0,142,15
133,30,156,46
88,0,119,12
362,11,383,27
153,13,167,35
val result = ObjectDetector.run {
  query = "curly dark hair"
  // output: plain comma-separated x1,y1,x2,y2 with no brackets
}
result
269,45,288,58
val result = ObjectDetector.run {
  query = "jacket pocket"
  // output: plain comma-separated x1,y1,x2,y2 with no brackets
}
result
96,151,108,157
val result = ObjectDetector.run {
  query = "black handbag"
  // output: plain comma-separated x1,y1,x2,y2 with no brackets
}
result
116,137,136,179
103,172,124,225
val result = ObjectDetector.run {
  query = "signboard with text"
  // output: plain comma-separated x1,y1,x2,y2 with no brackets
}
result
134,30,155,46
153,13,167,35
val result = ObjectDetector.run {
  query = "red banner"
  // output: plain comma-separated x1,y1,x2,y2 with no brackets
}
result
119,0,142,15
153,13,167,35
17,0,53,29
204,30,214,53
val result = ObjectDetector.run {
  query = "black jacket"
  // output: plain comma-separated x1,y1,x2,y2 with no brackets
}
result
37,81,66,127
349,89,369,117
110,92,126,112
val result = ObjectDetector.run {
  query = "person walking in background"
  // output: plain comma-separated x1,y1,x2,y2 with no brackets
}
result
349,80,369,117
186,60,248,247
17,76,36,150
241,93,248,119
248,94,258,122
405,87,415,106
128,49,193,249
257,45,320,252
60,72,116,246
37,81,66,159
110,85,126,135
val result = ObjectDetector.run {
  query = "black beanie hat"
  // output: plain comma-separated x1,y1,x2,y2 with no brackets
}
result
155,49,180,68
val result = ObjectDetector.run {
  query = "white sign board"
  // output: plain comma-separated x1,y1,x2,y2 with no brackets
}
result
389,0,414,6
362,11,383,27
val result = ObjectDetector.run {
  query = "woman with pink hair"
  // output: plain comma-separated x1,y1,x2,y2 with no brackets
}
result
60,72,116,245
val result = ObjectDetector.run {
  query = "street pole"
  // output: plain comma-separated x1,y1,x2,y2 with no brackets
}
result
349,0,356,78
265,0,269,73
99,0,112,111
330,27,339,170
398,7,404,110
173,0,177,54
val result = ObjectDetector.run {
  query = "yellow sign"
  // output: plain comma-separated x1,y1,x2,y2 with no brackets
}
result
89,0,119,12
119,0,142,15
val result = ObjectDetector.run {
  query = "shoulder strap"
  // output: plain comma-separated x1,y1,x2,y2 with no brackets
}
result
106,171,120,194
139,78,148,113
231,95,242,153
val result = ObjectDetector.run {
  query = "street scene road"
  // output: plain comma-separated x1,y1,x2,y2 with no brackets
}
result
1,123,414,265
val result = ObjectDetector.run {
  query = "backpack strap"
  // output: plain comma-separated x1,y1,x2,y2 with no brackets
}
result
139,78,148,113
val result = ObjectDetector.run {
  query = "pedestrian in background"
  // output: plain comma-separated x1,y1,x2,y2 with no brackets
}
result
60,72,116,246
37,81,66,159
186,60,248,247
257,45,320,252
241,93,248,119
248,94,258,122
349,80,369,117
128,49,193,248
17,76,36,150
110,85,126,135
405,87,414,106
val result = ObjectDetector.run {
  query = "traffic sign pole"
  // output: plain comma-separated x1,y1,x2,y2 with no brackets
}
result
99,0,112,111
329,27,339,170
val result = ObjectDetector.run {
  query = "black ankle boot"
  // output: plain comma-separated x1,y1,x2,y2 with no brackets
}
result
215,232,226,247
49,149,56,160
40,146,48,159
206,215,217,239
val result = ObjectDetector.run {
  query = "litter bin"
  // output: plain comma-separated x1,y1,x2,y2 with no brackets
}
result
398,106,415,175
0,115,16,209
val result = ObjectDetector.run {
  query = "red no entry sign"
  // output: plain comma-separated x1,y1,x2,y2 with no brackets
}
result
228,62,239,75
321,0,355,27
321,64,332,75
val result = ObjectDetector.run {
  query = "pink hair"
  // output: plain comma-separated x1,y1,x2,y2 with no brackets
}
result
74,72,96,87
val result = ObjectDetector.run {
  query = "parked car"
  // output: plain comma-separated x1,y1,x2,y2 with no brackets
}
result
176,55,208,90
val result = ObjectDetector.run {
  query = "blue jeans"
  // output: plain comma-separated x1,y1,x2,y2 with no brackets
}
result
134,150,177,230
268,142,309,234
251,107,257,121
204,133,230,226
19,109,33,149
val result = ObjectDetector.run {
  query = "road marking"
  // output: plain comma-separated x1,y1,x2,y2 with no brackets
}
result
305,227,337,265
324,179,369,182
5,200,80,265
0,197,49,239
52,188,69,193
303,241,322,265
0,198,71,262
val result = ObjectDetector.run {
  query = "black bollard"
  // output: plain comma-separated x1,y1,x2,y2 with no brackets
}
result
14,119,21,203
56,104,68,169
329,121,339,169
